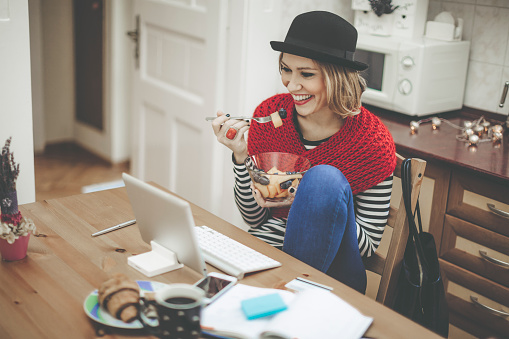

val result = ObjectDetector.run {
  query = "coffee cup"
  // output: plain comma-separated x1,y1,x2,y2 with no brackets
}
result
140,283,205,339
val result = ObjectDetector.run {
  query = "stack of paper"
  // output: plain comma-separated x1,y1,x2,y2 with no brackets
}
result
201,284,373,339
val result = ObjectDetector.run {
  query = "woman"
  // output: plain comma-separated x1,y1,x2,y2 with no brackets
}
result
211,11,396,293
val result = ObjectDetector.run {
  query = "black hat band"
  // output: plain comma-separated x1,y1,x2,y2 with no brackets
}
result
284,36,355,61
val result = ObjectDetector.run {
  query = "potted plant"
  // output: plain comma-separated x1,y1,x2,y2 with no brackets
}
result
367,0,399,36
369,0,399,17
0,137,36,261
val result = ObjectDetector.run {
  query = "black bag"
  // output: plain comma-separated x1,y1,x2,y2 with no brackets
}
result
393,158,449,337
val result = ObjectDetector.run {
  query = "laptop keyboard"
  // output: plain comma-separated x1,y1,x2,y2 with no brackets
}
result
195,225,281,279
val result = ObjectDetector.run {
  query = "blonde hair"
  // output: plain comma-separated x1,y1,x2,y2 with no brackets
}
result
279,53,366,118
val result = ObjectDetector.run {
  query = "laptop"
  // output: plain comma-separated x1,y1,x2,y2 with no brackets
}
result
122,173,208,277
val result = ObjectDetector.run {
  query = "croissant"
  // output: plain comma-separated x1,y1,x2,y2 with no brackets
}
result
98,273,140,323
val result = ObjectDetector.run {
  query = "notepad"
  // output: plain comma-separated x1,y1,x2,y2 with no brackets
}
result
241,293,287,320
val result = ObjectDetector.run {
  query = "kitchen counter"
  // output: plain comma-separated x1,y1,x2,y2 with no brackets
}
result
368,105,509,184
368,105,509,339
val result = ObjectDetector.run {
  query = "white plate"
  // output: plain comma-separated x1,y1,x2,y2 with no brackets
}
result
83,280,167,329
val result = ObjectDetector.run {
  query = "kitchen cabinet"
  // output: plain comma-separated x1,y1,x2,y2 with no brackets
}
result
374,105,509,338
441,169,508,338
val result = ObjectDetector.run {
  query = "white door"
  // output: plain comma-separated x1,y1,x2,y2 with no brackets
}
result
131,0,226,211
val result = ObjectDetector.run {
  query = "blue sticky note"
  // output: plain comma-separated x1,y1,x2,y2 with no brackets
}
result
240,293,288,320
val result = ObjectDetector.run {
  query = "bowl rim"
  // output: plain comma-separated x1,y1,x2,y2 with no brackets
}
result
245,152,311,175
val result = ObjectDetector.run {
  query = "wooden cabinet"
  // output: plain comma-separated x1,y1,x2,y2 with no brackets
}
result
447,170,509,237
395,153,509,338
423,165,509,338
374,104,509,338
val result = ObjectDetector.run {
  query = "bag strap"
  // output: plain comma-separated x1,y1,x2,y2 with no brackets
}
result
401,158,430,273
416,200,423,234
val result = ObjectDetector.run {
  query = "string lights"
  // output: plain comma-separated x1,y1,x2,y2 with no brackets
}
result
409,116,504,147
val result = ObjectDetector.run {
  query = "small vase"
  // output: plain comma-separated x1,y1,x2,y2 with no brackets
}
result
0,233,30,261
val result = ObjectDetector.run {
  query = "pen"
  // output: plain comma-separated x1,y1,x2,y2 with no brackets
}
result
91,219,136,237
296,277,333,291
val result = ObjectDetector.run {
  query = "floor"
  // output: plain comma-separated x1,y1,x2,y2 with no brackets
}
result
34,143,130,201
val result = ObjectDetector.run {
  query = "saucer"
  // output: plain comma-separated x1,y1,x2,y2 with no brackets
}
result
83,280,167,329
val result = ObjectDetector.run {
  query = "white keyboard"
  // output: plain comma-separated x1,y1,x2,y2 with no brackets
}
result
195,225,281,279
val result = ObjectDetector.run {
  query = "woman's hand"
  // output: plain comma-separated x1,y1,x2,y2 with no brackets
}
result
211,111,250,164
250,183,297,208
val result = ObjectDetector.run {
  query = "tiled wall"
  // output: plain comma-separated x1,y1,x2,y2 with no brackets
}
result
429,0,509,116
280,0,509,116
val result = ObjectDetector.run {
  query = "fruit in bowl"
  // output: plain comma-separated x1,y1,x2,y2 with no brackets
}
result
245,152,311,202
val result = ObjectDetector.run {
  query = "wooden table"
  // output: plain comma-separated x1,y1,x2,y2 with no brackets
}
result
0,187,440,338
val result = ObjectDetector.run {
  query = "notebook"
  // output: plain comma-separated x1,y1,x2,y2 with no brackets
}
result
122,173,208,277
201,284,373,339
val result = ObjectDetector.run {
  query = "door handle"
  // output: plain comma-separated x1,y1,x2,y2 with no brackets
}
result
499,81,508,108
470,296,509,317
487,203,509,219
479,250,509,269
127,30,138,42
127,15,140,69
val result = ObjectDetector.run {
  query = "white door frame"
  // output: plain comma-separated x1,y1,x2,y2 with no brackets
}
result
28,0,45,154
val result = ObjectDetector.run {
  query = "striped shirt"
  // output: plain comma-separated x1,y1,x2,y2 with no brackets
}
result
233,140,393,257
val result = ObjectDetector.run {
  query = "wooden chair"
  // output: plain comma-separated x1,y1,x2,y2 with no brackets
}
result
363,153,427,307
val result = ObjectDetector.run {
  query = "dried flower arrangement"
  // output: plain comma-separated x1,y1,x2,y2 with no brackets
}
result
0,137,36,244
368,0,399,17
1,137,20,195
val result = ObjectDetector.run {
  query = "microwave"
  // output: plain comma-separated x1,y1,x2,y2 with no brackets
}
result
356,34,470,116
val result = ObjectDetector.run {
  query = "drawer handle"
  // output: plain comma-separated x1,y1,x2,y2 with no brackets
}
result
470,296,509,317
487,203,509,219
479,250,509,268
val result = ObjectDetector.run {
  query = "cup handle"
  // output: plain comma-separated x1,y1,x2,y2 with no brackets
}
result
138,299,161,336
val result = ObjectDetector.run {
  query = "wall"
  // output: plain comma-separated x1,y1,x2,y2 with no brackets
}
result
215,0,285,228
429,0,509,116
280,0,354,34
40,0,74,144
280,0,509,116
0,0,36,204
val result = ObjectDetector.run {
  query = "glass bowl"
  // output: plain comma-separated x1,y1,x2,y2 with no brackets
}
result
245,152,311,202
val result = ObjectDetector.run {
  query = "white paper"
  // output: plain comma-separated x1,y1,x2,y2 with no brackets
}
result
262,289,373,339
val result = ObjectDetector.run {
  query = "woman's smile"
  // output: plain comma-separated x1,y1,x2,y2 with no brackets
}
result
292,94,314,105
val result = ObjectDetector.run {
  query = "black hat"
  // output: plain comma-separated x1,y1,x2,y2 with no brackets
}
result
270,11,368,71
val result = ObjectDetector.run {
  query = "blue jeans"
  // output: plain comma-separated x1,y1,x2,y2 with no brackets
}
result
283,165,367,293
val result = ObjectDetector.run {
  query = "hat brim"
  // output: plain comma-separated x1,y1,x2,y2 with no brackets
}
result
270,41,368,71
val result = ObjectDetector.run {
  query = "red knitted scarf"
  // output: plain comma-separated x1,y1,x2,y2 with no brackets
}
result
247,93,396,218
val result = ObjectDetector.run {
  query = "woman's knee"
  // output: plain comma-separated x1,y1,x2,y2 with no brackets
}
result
300,165,350,194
